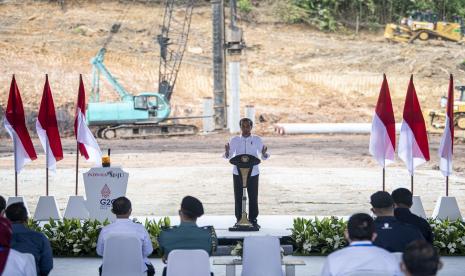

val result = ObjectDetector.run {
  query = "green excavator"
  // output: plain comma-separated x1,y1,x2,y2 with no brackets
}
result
87,0,197,139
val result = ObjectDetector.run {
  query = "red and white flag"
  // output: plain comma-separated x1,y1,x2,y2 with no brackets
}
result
369,74,396,167
36,75,63,171
398,75,430,175
438,75,454,176
4,75,37,172
75,75,102,165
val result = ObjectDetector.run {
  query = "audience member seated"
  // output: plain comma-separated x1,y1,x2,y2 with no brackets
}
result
96,196,154,276
5,202,53,276
159,196,217,276
0,216,37,276
320,213,401,276
401,240,442,276
392,188,433,243
0,195,5,216
370,191,424,252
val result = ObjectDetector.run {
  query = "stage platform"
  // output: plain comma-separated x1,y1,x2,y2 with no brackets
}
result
136,215,348,237
135,215,311,238
135,215,340,255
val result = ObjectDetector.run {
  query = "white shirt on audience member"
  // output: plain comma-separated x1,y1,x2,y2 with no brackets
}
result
320,241,402,276
3,249,37,276
224,135,269,176
96,218,153,268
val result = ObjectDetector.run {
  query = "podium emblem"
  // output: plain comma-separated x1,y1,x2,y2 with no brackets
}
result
101,184,111,198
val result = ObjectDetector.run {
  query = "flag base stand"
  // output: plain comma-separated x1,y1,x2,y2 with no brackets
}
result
432,196,462,220
34,196,62,221
64,196,89,220
7,196,31,216
411,196,427,218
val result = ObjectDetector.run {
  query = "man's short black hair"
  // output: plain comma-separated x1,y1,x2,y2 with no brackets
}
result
5,202,28,222
403,240,441,276
0,195,5,213
347,213,376,241
111,197,131,215
392,188,413,207
370,191,394,209
181,196,204,219
239,118,253,127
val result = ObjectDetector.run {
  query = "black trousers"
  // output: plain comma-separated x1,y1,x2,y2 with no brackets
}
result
233,174,259,222
99,263,155,276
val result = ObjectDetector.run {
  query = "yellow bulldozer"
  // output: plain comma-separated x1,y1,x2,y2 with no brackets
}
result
384,11,465,43
429,85,465,131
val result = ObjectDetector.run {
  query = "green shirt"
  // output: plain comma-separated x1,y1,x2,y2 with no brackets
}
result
158,221,217,258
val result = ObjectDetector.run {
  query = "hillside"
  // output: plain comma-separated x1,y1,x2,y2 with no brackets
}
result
1,1,465,135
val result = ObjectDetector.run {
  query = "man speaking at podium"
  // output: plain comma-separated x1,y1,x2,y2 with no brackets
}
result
224,118,269,228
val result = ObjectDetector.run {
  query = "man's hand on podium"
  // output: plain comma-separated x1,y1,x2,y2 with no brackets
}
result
224,143,230,158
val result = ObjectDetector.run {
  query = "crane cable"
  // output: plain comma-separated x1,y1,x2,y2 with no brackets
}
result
101,1,133,50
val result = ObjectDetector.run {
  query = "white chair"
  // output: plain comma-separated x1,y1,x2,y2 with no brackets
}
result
101,233,145,276
21,252,37,276
242,236,283,276
166,249,211,276
345,271,394,276
345,270,393,276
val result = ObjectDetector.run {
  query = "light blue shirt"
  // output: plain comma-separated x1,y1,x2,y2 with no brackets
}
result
96,219,153,267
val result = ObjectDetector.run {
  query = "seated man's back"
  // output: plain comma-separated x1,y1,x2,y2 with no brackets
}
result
159,222,214,257
322,242,400,276
321,213,402,276
374,216,424,252
392,188,433,243
97,218,153,257
370,191,424,253
96,197,154,276
6,203,53,276
158,196,216,276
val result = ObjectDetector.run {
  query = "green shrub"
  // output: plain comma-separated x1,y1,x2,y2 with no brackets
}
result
144,217,171,257
292,217,347,255
292,217,465,255
429,218,465,255
238,0,253,14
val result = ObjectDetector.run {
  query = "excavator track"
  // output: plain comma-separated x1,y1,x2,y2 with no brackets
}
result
95,124,198,139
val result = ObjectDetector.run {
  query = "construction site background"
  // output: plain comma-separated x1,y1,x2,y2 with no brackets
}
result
0,0,465,136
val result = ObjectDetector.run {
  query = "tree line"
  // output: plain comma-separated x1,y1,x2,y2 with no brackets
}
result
271,0,465,31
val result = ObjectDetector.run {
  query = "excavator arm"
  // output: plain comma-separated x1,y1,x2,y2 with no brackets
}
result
90,48,134,103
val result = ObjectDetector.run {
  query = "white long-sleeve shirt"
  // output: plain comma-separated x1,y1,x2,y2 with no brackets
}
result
96,219,153,270
320,241,402,276
224,135,269,176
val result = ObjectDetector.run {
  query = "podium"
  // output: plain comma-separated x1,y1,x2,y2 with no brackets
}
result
83,167,129,222
229,154,261,232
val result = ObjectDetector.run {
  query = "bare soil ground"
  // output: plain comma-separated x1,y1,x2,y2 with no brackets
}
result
1,1,465,135
0,134,464,216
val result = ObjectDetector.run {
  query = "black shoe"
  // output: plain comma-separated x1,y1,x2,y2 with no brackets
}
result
252,221,261,229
